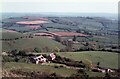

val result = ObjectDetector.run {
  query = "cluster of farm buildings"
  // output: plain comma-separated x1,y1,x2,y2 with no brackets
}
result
30,53,56,64
31,53,115,73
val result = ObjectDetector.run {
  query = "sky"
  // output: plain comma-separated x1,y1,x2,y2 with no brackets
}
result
1,0,119,13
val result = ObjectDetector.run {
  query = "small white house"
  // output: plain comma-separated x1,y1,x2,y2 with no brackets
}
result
50,53,56,60
31,53,56,64
33,55,47,64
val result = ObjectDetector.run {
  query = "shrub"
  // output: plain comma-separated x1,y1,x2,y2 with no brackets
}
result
82,59,92,71
54,66,59,68
18,57,31,63
2,56,15,62
34,47,41,53
59,65,64,67
77,69,86,74
17,50,27,56
10,49,19,56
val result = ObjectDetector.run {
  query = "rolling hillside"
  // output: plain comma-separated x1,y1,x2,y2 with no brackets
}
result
2,36,65,52
2,32,26,40
39,51,118,69
56,51,118,69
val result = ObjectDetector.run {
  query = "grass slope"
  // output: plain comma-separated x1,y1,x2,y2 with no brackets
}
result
3,62,105,77
3,62,76,77
2,32,26,39
56,51,118,69
2,37,65,52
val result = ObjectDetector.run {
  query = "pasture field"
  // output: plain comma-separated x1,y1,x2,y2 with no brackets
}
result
2,36,65,52
56,51,118,69
3,62,77,77
3,51,117,77
2,32,26,40
3,62,105,77
39,51,118,69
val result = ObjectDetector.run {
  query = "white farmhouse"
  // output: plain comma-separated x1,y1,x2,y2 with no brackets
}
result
33,55,47,64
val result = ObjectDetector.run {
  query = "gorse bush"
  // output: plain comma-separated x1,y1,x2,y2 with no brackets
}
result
2,56,15,62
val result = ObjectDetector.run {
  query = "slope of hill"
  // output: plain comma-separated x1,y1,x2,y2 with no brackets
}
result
56,51,118,69
2,36,65,52
2,31,26,40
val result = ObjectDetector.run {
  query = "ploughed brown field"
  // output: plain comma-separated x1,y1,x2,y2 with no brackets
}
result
34,31,89,39
34,32,53,36
34,32,54,39
16,20,48,24
53,32,89,37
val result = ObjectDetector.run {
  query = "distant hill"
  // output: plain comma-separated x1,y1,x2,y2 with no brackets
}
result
1,12,117,20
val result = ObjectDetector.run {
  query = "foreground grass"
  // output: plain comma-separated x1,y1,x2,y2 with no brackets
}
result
3,62,76,77
3,51,118,77
3,62,105,77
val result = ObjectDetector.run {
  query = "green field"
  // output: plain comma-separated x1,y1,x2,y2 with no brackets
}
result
2,32,26,39
3,62,77,77
3,51,118,77
2,36,65,52
40,51,118,69
3,62,105,77
57,51,118,69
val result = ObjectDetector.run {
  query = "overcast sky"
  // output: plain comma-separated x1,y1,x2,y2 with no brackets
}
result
1,0,118,13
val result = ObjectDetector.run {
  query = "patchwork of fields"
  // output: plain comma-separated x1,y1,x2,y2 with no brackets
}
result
1,15,119,78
